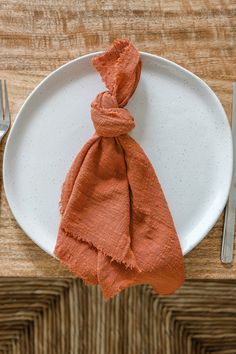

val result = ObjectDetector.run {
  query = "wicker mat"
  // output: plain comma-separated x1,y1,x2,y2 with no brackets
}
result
0,279,235,354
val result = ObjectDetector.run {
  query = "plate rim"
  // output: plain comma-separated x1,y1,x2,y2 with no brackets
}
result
3,50,233,257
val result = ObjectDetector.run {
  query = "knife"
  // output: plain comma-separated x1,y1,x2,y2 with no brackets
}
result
221,83,236,264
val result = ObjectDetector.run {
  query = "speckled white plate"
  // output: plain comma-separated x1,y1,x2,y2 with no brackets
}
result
3,52,233,257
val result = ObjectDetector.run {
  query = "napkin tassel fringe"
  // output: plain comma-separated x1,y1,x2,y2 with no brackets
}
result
61,226,138,271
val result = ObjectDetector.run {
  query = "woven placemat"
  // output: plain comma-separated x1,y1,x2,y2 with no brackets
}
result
0,278,235,354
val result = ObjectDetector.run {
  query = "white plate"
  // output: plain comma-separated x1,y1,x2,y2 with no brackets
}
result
3,52,233,257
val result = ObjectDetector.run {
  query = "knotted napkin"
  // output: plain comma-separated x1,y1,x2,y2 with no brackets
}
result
55,39,184,299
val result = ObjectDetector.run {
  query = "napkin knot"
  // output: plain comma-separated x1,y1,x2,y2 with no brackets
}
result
91,92,135,137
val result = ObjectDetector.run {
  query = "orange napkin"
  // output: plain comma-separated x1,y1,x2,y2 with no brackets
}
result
55,39,184,299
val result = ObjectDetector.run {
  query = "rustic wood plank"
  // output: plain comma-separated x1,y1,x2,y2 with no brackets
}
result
0,0,235,277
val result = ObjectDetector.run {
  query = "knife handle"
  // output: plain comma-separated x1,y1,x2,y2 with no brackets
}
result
221,188,236,263
221,84,236,264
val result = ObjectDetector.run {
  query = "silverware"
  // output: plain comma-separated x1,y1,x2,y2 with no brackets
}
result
221,83,236,264
0,80,10,142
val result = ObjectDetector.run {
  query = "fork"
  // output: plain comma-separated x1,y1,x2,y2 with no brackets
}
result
0,80,10,142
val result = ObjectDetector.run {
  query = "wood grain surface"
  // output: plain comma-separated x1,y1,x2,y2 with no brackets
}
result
0,0,235,278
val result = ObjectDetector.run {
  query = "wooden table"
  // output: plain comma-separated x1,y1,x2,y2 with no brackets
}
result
0,0,235,279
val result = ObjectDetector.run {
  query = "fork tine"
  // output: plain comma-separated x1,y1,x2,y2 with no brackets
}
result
4,80,10,124
0,80,3,122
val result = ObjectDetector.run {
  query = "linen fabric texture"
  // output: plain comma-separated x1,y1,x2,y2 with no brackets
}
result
55,39,184,299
